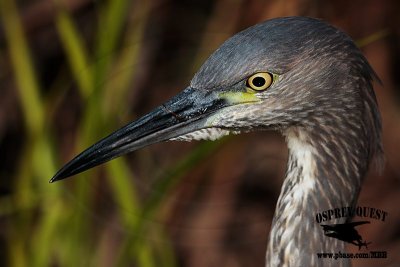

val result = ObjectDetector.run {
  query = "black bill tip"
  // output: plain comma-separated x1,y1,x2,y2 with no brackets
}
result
49,87,228,183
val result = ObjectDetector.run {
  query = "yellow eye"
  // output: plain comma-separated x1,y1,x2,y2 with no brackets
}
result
246,72,273,91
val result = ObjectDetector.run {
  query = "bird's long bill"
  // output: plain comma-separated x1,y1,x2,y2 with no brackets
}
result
50,87,227,182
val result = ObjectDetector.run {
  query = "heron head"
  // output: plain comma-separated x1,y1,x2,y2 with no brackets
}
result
51,17,381,182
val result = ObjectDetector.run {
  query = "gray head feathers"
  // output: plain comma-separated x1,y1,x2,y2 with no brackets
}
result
191,16,383,168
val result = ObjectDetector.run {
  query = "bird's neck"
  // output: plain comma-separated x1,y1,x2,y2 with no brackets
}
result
266,127,367,267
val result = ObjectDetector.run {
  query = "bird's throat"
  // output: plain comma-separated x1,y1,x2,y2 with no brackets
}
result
266,127,361,267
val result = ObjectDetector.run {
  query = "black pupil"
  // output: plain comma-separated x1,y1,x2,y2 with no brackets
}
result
253,76,266,87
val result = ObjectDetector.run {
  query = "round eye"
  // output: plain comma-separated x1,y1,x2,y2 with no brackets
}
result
246,72,273,91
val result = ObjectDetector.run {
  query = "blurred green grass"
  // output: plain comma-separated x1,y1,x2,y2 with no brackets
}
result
0,0,236,265
0,0,207,266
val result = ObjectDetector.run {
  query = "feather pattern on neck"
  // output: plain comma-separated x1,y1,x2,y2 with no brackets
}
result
266,128,351,267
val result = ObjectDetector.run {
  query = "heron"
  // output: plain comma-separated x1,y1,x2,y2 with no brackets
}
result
50,17,383,266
